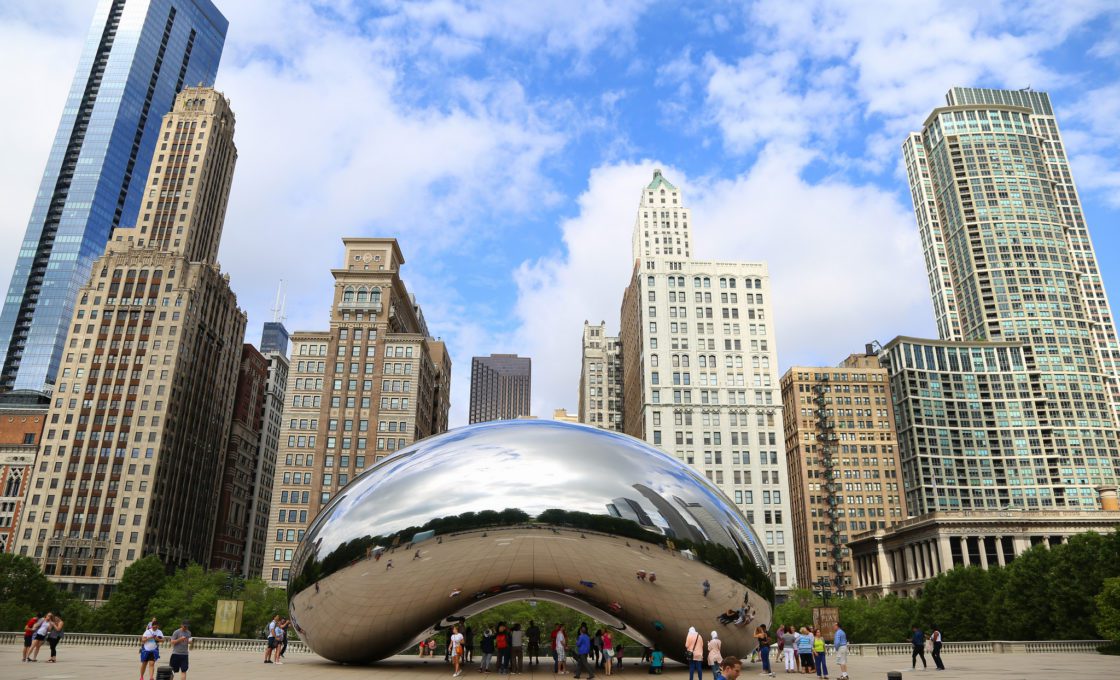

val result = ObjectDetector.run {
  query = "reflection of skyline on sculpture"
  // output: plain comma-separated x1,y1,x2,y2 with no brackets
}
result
288,420,773,665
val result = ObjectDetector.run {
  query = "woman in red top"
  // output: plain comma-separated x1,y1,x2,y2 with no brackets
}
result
23,613,40,662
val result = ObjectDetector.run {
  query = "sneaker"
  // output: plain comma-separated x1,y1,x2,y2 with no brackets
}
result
276,661,284,665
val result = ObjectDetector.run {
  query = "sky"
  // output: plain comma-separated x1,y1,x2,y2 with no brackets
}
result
1,1,1119,427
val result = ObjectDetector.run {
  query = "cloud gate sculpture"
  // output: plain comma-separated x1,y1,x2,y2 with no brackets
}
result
288,420,774,664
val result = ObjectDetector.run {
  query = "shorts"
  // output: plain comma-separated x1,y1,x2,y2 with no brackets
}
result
24,634,33,647
557,650,566,661
34,634,46,642
170,653,190,672
267,636,277,649
140,649,160,663
799,653,813,667
834,645,848,665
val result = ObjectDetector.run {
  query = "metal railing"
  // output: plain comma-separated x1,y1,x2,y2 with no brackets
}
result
0,631,311,654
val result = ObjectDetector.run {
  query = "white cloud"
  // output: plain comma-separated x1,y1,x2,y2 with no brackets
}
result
512,152,935,418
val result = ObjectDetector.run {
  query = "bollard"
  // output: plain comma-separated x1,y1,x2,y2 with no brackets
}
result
887,672,902,680
156,666,173,680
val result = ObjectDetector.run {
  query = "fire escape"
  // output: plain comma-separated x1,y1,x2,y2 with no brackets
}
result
813,374,845,595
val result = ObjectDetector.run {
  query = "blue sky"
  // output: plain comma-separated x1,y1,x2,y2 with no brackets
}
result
2,1,1119,426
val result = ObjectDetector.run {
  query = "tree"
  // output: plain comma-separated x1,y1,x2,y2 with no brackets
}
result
147,563,225,636
1095,577,1120,643
917,566,1002,641
239,577,289,638
0,553,68,630
96,555,168,633
1047,532,1120,638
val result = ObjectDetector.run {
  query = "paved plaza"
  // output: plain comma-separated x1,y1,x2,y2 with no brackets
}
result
6,647,1120,680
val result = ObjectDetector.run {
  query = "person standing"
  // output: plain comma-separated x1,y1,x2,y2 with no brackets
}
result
140,620,165,680
755,625,775,678
526,621,540,667
707,632,722,677
553,623,567,675
23,613,40,662
930,626,945,671
910,626,927,670
832,624,848,680
702,580,711,597
168,620,193,679
593,630,603,668
264,615,280,664
796,628,814,675
496,623,511,675
280,619,291,661
28,612,53,662
574,624,596,680
811,629,827,679
511,623,525,674
602,630,614,676
273,619,287,665
465,625,475,664
685,626,704,680
781,626,797,674
480,628,495,673
450,624,465,677
46,613,65,663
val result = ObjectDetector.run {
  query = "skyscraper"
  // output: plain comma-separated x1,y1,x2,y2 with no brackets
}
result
0,0,227,398
13,87,245,600
469,354,532,423
261,238,451,585
893,87,1120,513
578,321,622,430
780,351,907,593
619,170,796,591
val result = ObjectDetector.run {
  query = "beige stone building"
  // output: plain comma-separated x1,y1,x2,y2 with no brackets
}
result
261,238,451,585
849,503,1120,599
780,351,906,594
578,321,622,431
619,171,795,591
13,87,246,599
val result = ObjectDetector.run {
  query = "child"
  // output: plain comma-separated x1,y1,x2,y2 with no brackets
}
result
648,646,663,674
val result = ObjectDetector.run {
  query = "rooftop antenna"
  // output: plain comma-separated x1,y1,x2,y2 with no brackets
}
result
270,280,287,323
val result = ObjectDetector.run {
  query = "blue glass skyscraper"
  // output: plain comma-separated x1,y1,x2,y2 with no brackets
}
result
0,0,227,396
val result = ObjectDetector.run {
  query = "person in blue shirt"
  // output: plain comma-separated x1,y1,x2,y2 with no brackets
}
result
648,646,664,675
574,624,596,679
833,623,849,680
713,655,740,680
910,625,927,669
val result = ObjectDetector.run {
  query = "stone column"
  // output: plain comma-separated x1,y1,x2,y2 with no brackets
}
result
995,536,1006,566
904,544,916,581
978,536,989,569
1012,535,1030,557
960,537,971,566
938,535,953,572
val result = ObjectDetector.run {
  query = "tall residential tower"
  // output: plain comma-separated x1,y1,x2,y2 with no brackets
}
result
894,87,1120,513
0,0,228,398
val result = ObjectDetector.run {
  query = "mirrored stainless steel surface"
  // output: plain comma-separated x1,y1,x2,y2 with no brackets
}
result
289,420,774,664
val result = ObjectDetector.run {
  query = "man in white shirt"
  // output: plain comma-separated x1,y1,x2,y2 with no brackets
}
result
264,615,280,664
140,620,164,680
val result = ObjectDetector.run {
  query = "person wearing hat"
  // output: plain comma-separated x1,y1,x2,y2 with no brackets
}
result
140,619,165,680
169,620,194,679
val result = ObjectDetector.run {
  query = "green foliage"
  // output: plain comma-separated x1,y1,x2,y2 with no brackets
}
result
147,563,226,635
95,555,168,633
0,553,78,630
240,577,290,638
918,566,1003,641
774,589,916,644
1096,578,1120,643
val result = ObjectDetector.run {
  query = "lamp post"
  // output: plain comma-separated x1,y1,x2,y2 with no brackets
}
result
813,576,833,606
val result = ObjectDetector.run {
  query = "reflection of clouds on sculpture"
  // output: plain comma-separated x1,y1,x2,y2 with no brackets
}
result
289,420,774,665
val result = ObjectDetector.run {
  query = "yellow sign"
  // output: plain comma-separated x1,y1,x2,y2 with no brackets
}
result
213,599,244,635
